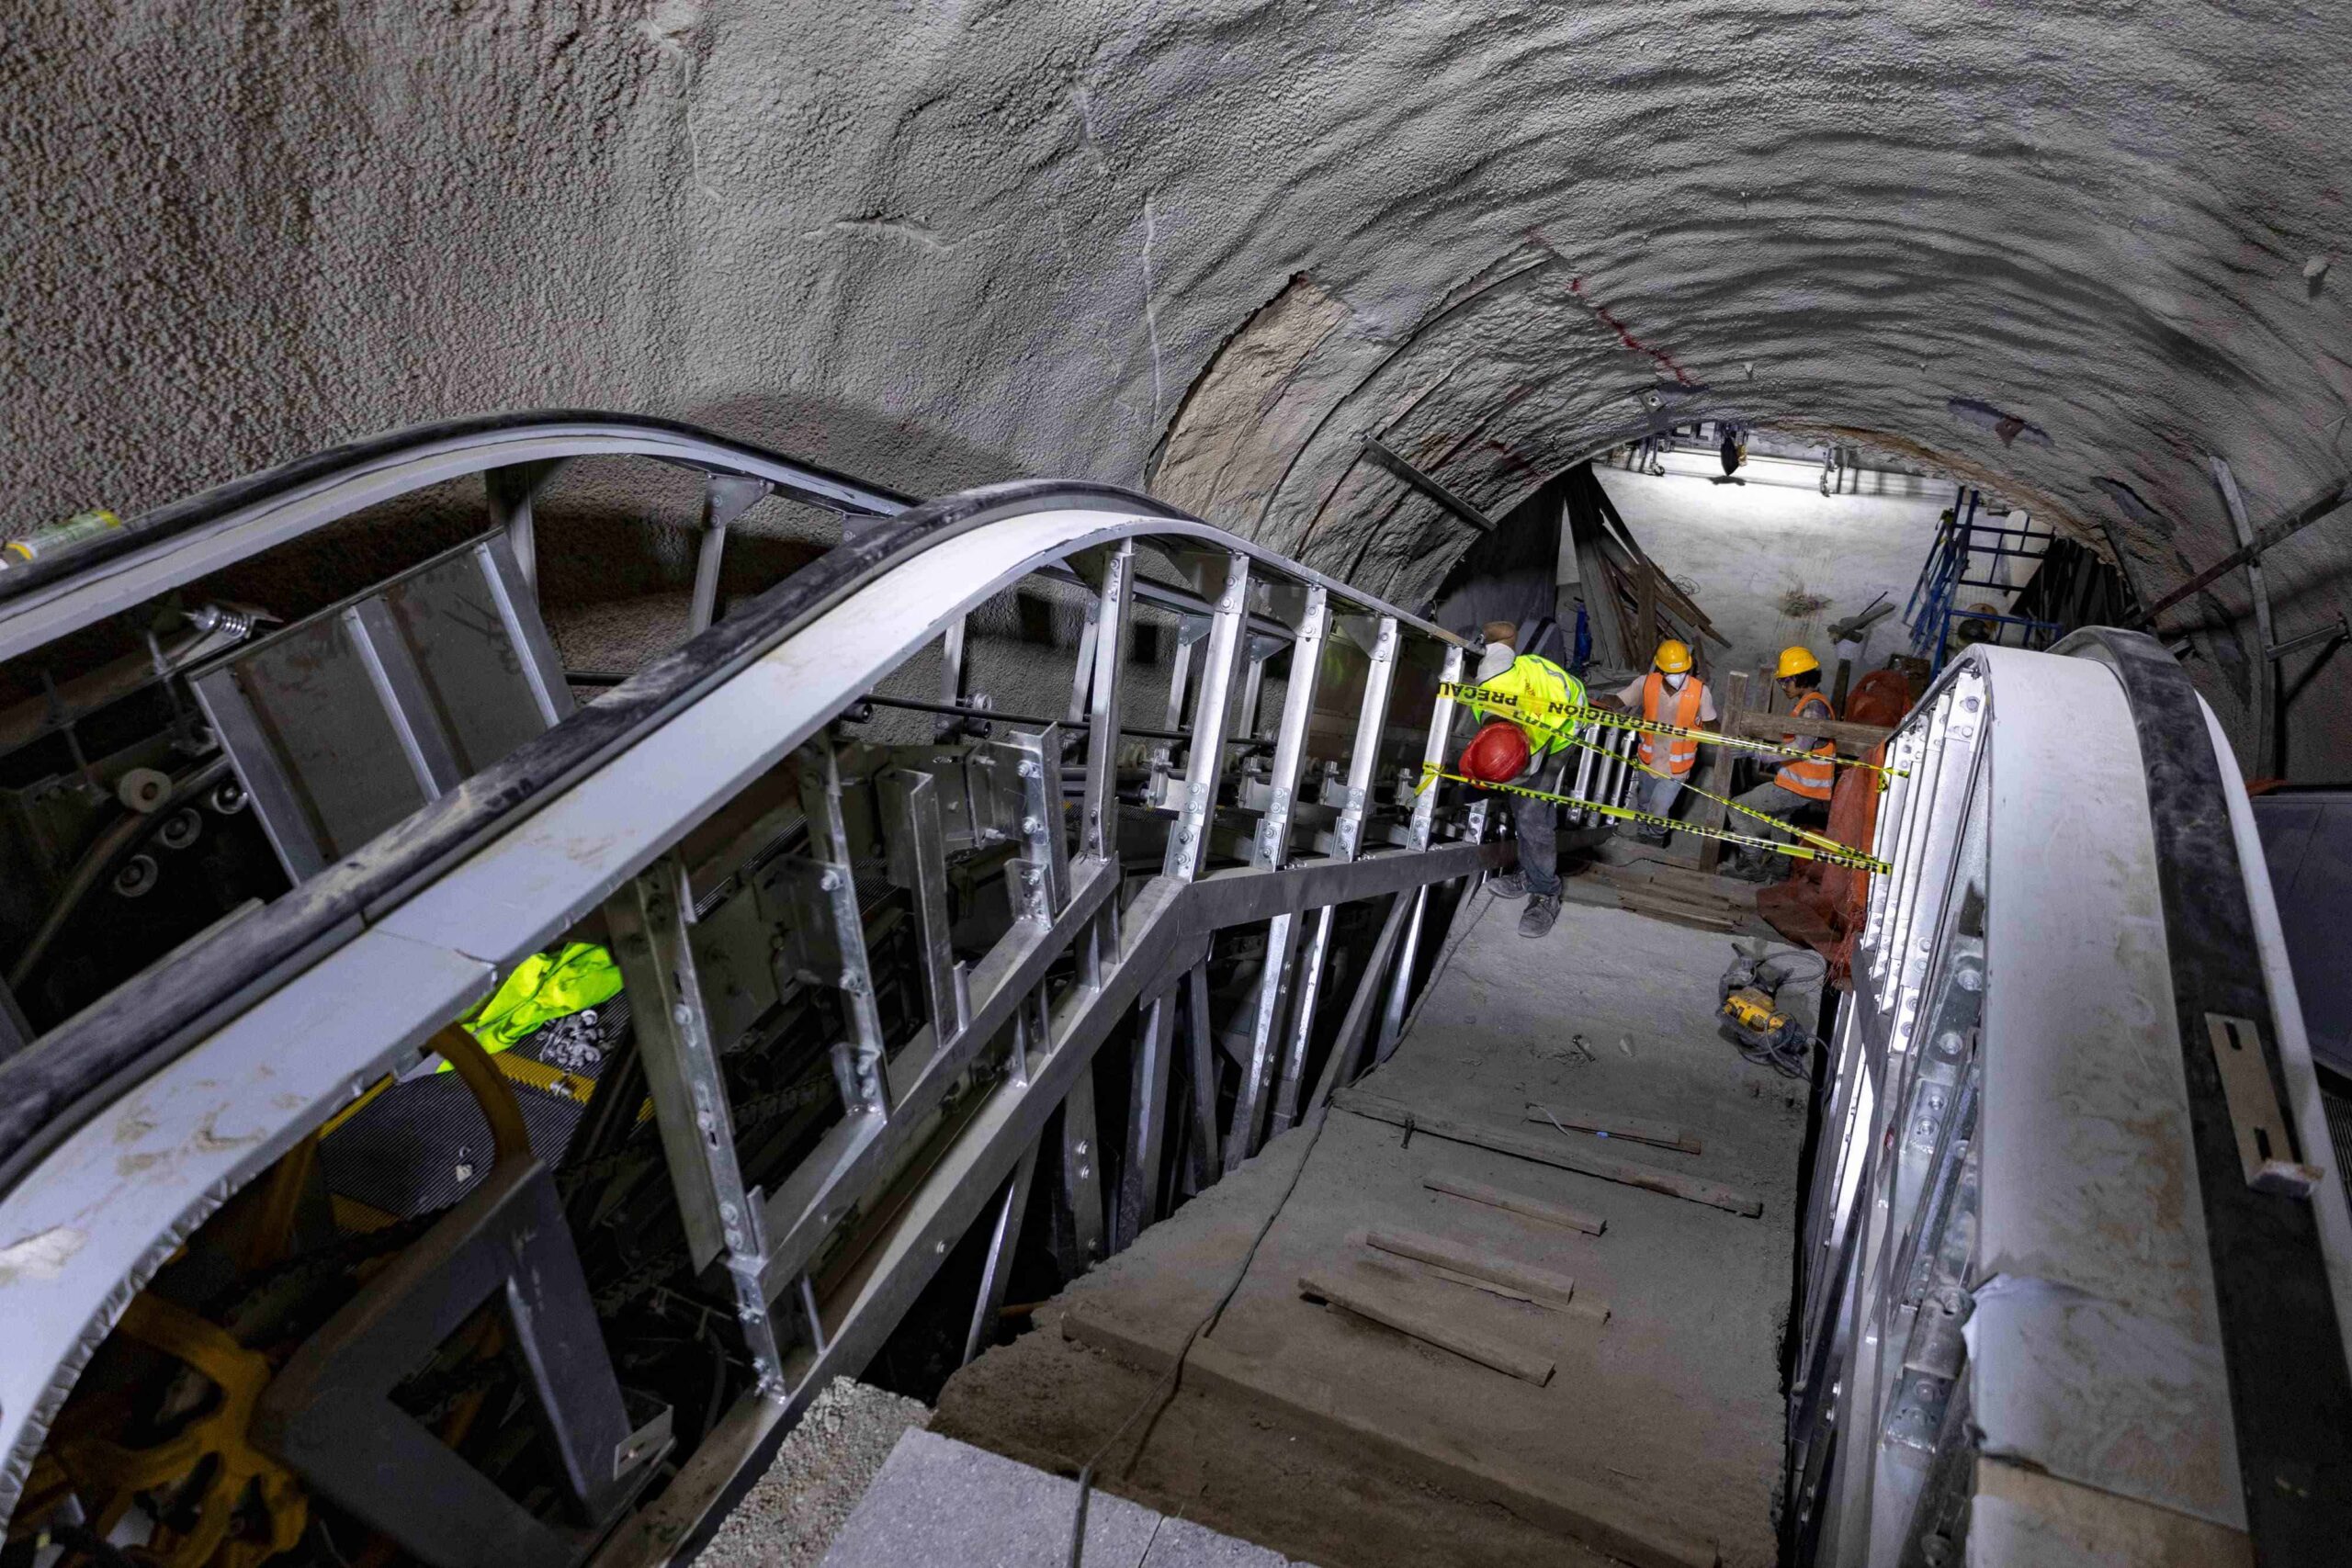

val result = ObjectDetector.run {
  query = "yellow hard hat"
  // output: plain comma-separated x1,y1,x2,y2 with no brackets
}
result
1775,646,1821,679
1653,638,1693,673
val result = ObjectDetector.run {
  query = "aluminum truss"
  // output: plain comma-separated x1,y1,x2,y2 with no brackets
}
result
0,417,1504,1568
1786,636,2352,1565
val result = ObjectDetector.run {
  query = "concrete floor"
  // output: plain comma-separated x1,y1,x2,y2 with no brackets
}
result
935,896,1811,1568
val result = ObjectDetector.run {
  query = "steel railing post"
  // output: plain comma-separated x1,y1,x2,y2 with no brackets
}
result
605,856,784,1391
1165,553,1252,881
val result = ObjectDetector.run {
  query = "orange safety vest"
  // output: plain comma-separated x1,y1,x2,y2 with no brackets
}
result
1636,672,1706,777
1776,690,1838,801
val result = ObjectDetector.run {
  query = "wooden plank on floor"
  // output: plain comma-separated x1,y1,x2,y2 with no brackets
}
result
1524,1102,1702,1155
1299,1268,1555,1385
1062,1307,1718,1568
1616,892,1742,932
1423,1170,1607,1235
1584,858,1755,906
1357,1226,1581,1313
1331,1088,1765,1217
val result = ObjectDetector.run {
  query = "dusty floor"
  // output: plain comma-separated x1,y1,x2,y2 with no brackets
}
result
935,896,1810,1568
700,1378,933,1568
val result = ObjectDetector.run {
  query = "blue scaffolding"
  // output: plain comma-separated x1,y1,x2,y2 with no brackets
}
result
1905,486,2066,672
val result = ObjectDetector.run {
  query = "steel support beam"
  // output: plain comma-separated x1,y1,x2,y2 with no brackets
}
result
603,857,784,1389
964,1141,1040,1365
1236,586,1329,1159
1166,554,1253,882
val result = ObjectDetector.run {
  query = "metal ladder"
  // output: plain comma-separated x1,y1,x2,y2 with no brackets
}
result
1902,486,2062,671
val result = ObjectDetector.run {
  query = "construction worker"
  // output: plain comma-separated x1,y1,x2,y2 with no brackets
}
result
1596,638,1716,844
1726,646,1838,878
1459,622,1586,939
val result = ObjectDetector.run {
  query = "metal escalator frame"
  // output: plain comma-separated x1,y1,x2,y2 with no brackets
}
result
0,428,1492,1549
1790,633,2352,1566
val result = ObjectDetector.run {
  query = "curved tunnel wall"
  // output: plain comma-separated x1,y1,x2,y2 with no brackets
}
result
6,1,2350,771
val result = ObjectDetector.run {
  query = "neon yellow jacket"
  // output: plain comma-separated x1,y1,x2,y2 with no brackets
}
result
1462,654,1587,756
460,942,624,1055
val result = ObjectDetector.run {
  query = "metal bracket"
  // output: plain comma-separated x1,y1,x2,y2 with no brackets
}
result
254,1157,669,1568
2204,1013,2324,1196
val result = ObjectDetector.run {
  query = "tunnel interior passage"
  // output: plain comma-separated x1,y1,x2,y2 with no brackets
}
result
6,3,2350,782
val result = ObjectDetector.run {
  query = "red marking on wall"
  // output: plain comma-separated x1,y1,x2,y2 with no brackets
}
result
1568,276,1694,388
1522,227,1696,387
1484,438,1542,479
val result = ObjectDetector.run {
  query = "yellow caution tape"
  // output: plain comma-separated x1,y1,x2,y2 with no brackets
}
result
1439,682,1909,782
1417,761,1892,875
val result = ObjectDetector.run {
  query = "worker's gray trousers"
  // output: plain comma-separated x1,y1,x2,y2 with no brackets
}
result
1512,755,1568,897
1731,778,1815,824
1636,772,1687,820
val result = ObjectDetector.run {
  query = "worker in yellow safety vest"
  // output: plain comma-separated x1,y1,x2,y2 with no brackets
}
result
1595,638,1717,846
1461,620,1586,939
1726,645,1839,878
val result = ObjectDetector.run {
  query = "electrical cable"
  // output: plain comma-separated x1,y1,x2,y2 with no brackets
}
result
1065,1097,1336,1567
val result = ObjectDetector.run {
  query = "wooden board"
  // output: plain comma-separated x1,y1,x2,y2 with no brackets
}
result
1523,1103,1702,1155
1061,1308,1716,1568
1355,1226,1581,1312
1617,891,1742,932
1582,858,1755,907
1699,671,1749,873
1298,1269,1555,1384
1423,1170,1606,1235
1724,708,1893,752
1331,1088,1765,1218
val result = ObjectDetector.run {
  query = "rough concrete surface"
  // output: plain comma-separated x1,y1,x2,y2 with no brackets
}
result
700,1377,932,1568
6,3,2351,773
936,895,1809,1568
818,1428,1294,1568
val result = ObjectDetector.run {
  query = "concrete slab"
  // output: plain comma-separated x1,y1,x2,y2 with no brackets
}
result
937,897,1810,1568
819,1429,1288,1568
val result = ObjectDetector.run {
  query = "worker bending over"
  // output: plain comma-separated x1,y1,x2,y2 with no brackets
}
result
1596,638,1716,845
1727,646,1838,877
1460,620,1584,939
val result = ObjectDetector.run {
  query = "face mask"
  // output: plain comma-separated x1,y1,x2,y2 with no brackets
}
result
1663,673,1686,692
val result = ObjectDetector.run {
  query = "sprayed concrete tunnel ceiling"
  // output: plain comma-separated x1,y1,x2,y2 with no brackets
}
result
6,1,2350,768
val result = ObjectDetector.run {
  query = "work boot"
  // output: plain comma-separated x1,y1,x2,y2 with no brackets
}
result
1488,869,1528,899
1519,893,1562,938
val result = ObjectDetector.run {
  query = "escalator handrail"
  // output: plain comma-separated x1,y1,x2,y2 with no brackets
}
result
0,410,921,660
0,422,1469,1195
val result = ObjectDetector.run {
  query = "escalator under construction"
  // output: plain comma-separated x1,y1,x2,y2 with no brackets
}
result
0,413,2345,1568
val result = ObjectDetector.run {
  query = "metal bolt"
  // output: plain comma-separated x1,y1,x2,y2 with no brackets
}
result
720,1201,739,1223
1022,815,1042,836
673,1002,692,1026
1018,759,1039,779
1956,964,1983,993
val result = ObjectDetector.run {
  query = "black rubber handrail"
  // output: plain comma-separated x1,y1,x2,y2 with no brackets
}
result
0,409,919,607
2049,626,2352,1554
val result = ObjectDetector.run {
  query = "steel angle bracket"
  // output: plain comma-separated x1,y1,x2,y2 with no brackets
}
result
254,1157,671,1568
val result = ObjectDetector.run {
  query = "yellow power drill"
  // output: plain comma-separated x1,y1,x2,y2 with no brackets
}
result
1718,943,1824,1075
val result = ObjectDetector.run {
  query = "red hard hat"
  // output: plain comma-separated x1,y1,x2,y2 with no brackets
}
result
1459,720,1531,784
